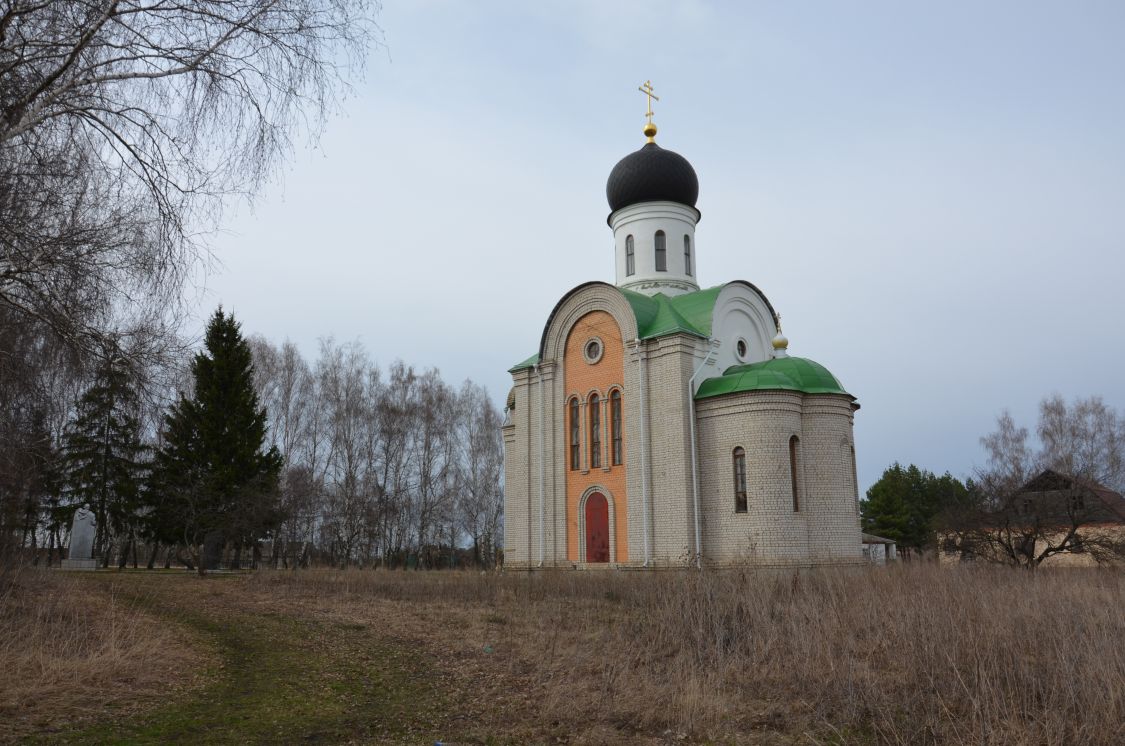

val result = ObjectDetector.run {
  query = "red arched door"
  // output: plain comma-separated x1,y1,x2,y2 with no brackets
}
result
585,492,610,563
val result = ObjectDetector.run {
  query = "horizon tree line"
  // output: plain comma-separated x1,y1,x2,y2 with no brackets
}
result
1,308,505,572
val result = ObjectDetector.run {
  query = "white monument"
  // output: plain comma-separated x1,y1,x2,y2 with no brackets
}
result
62,504,97,570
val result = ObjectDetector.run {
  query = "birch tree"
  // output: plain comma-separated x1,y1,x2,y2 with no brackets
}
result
1,0,377,355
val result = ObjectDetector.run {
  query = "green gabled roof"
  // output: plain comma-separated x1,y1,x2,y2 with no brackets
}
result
667,285,723,337
508,353,539,372
695,356,853,400
619,285,724,340
514,283,761,377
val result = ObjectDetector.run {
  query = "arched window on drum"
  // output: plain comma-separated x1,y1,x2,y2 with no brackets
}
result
654,230,667,271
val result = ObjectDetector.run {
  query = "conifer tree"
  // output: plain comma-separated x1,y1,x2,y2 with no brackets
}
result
62,359,148,566
861,463,973,555
152,308,282,573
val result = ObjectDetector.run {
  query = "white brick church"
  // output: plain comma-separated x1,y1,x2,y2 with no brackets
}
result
502,93,864,568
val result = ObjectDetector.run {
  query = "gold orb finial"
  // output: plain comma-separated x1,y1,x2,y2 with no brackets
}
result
643,121,658,142
772,316,789,353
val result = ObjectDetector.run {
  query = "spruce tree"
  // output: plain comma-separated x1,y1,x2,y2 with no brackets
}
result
62,359,148,567
152,308,282,572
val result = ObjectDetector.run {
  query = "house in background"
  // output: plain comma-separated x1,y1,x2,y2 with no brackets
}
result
941,469,1125,567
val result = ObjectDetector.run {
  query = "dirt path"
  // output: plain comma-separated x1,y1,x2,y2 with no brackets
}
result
49,573,450,744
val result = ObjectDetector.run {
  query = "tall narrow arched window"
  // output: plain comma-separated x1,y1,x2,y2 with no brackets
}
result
625,235,635,276
589,394,601,469
849,445,859,512
683,235,692,276
569,398,581,470
654,230,667,271
789,436,801,512
610,390,623,466
733,447,747,513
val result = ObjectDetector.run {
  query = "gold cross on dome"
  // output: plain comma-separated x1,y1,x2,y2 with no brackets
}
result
638,80,659,124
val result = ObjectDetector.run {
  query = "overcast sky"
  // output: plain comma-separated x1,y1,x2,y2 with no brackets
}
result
197,0,1125,494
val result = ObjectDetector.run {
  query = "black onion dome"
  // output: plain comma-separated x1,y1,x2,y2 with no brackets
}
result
606,142,699,213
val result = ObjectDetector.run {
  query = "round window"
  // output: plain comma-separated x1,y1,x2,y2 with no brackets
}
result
583,337,604,364
735,338,749,361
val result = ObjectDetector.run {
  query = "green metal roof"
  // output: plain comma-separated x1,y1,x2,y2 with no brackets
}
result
620,285,724,340
695,356,853,400
508,353,539,372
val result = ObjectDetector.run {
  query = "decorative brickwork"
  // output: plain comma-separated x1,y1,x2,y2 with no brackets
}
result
563,311,628,562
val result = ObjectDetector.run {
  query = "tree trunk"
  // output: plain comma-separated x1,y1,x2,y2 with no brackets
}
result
147,542,159,570
46,529,57,568
231,542,242,571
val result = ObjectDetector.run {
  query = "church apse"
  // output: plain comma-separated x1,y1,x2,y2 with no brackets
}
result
563,311,628,563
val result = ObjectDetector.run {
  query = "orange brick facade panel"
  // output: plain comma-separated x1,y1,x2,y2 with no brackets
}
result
563,311,629,562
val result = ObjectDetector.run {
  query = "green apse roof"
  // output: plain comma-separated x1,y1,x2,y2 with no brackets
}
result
695,356,853,401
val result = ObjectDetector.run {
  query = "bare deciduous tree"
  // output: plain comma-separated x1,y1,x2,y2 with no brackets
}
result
248,337,505,569
457,381,503,568
1,0,376,352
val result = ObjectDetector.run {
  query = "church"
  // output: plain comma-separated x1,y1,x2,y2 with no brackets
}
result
502,86,864,568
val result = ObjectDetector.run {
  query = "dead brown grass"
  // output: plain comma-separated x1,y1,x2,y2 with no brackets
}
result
4,566,1120,744
0,570,211,742
247,564,1125,745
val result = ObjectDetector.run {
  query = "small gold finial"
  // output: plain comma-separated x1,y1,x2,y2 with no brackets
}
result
772,315,789,353
638,80,659,142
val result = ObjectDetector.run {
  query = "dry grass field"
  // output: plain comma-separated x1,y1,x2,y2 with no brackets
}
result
1,564,1122,744
0,570,212,741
